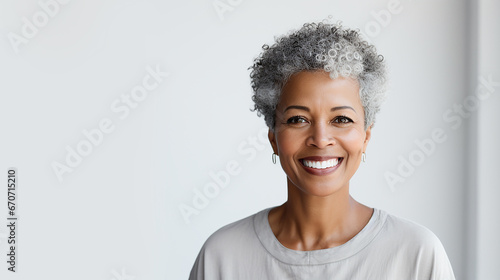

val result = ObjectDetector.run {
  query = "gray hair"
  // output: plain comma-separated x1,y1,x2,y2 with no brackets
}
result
249,20,387,131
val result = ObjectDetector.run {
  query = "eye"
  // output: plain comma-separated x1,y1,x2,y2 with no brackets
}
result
333,115,353,124
286,116,308,124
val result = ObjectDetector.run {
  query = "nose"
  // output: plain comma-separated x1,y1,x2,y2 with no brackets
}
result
306,122,336,148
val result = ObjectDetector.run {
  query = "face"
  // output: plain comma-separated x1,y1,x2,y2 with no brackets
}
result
269,71,372,197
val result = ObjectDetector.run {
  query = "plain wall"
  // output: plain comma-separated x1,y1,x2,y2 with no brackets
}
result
0,0,496,279
475,0,500,279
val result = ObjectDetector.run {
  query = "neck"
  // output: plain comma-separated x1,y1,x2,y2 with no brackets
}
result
268,180,373,251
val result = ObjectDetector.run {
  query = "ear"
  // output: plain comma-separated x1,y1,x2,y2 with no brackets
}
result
268,129,278,154
362,124,372,152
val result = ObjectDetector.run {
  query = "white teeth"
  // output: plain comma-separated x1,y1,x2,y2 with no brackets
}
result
303,158,340,169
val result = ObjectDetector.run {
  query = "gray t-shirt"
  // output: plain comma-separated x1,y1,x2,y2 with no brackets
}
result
189,208,455,280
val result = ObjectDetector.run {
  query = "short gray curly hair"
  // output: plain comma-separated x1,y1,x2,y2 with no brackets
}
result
249,20,387,131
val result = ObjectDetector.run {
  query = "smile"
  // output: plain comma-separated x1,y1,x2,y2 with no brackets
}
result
299,157,343,175
302,158,339,169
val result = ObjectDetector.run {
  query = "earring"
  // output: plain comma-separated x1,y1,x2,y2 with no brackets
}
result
272,153,277,164
362,152,366,162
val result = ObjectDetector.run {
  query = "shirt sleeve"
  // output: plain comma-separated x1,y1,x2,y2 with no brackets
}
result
188,233,225,280
413,229,456,280
188,245,206,280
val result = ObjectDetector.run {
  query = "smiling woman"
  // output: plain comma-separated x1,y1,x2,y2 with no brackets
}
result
189,20,456,280
270,73,368,201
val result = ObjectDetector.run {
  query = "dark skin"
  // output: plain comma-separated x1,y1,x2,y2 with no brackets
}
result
267,71,373,251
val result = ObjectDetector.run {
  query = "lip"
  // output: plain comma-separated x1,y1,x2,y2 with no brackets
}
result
300,156,339,161
299,156,343,176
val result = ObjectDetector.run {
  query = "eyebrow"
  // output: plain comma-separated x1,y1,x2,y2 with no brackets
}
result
284,105,356,113
331,106,356,113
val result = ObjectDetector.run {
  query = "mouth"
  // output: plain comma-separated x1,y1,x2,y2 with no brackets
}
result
299,156,343,175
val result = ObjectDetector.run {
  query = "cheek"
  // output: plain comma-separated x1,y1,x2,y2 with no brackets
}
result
338,129,366,152
276,130,304,157
276,132,296,155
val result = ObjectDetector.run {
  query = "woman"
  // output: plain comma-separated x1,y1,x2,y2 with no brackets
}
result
189,20,455,280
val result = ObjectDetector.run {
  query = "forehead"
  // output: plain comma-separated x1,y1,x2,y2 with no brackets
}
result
279,71,362,110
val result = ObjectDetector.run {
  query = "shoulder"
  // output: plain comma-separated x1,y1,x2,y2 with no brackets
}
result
202,210,259,252
374,209,456,279
367,209,447,258
189,209,267,280
382,211,443,246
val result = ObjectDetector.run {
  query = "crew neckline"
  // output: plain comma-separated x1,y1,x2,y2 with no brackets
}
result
253,207,387,265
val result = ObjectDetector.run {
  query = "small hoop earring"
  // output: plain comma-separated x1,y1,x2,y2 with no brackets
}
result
272,153,277,164
362,152,366,163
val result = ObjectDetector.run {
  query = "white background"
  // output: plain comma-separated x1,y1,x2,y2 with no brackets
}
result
0,0,498,279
